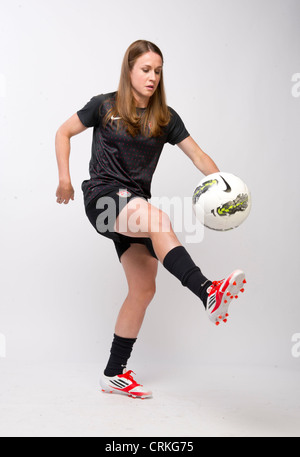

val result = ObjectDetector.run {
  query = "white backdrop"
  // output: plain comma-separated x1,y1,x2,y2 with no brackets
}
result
0,0,299,374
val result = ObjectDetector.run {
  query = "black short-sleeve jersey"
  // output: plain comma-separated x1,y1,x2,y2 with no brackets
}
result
77,92,190,207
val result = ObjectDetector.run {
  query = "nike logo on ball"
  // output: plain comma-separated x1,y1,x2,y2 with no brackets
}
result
220,176,232,193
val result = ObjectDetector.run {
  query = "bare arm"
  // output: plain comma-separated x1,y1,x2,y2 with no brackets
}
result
177,136,220,176
55,113,88,204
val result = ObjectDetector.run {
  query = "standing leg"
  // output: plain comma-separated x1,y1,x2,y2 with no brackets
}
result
100,244,157,398
104,244,158,377
115,243,158,339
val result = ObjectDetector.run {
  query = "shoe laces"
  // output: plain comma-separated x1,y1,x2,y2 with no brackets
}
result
209,279,224,293
122,370,142,386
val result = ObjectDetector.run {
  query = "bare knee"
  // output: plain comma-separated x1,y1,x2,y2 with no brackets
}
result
128,283,156,309
148,208,172,235
115,199,173,239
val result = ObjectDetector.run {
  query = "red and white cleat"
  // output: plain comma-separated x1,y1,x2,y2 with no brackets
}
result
206,269,246,326
100,370,152,399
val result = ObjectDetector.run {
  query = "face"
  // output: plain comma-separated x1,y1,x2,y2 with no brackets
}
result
130,51,163,107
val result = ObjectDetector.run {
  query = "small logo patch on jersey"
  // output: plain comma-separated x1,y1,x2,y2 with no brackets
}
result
117,190,132,198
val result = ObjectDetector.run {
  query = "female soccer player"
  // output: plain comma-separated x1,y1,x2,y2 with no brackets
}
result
55,40,246,399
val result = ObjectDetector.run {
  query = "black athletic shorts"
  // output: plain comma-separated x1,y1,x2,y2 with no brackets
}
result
85,188,158,262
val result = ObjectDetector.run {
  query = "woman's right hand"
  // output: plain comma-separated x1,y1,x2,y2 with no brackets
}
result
56,181,75,204
55,113,88,205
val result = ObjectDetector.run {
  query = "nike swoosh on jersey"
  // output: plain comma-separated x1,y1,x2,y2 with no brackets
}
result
111,115,122,120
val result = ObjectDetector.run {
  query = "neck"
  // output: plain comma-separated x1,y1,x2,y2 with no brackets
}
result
132,90,149,109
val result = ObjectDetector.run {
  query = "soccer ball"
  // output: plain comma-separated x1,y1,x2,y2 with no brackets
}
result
192,172,251,231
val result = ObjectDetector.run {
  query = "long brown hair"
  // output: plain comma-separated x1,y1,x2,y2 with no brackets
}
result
104,40,170,137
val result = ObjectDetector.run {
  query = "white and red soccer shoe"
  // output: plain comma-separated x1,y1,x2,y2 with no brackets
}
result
206,269,246,326
100,370,152,399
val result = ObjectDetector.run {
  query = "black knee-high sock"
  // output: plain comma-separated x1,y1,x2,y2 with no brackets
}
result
163,246,212,307
104,334,137,377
